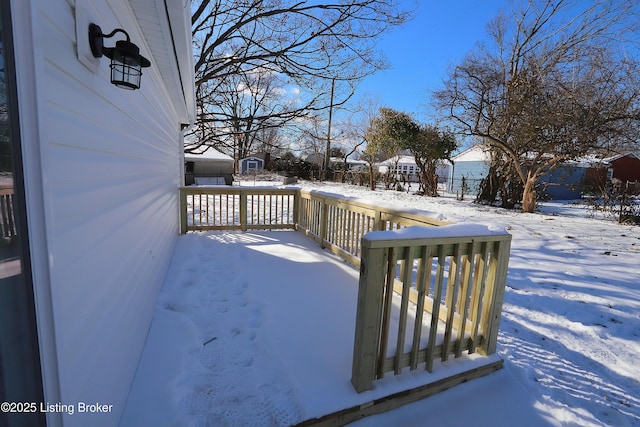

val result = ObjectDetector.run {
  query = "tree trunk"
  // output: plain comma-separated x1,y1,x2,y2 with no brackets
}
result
522,177,537,213
368,164,376,190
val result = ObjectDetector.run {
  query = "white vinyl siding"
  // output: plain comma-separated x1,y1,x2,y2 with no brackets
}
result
18,1,187,426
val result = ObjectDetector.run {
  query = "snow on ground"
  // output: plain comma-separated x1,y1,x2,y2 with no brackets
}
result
121,179,640,427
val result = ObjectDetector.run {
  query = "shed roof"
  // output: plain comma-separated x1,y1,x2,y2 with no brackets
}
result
185,147,233,162
241,156,264,162
451,145,491,163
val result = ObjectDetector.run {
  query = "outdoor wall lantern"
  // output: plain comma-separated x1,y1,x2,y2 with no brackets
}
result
88,23,151,90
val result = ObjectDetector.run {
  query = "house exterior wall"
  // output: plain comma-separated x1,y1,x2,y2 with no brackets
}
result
539,166,586,200
12,1,192,426
610,155,640,182
449,160,489,195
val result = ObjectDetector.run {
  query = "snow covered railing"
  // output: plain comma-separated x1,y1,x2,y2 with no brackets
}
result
296,189,449,266
180,187,448,246
351,225,512,392
180,187,298,232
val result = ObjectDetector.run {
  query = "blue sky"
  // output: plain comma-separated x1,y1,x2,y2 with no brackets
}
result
355,0,508,120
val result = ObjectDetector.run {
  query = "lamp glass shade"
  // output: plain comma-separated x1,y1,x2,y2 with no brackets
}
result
110,61,142,90
108,40,144,90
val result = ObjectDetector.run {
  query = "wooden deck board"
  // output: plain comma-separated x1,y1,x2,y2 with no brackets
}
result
296,359,504,426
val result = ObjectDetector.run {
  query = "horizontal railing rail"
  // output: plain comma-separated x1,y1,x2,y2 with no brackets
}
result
351,225,511,392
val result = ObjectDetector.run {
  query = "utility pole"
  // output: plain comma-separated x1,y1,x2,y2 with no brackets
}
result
323,77,336,181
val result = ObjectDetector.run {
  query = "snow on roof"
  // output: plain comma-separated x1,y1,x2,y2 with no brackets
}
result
184,147,233,162
601,152,640,163
570,152,640,168
378,155,417,165
330,157,367,164
451,144,491,162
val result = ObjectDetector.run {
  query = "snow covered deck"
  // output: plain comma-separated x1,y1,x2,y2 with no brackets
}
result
122,230,504,426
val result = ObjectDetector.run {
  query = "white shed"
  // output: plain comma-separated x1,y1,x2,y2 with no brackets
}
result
185,148,235,185
1,1,195,426
448,145,492,194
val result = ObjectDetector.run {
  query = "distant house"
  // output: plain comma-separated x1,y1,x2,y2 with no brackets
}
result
330,157,368,170
185,148,234,185
542,153,640,199
582,152,640,191
378,155,419,182
448,145,491,194
377,155,450,184
539,165,588,200
240,156,265,174
1,1,196,426
305,153,367,171
449,144,593,200
305,152,325,168
604,152,640,183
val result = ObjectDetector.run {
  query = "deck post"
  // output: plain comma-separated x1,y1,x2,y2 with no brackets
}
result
320,197,328,248
239,192,248,232
179,188,188,234
481,238,511,355
352,242,387,392
373,211,383,231
292,189,300,228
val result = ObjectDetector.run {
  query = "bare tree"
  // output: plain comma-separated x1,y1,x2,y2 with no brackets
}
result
187,67,298,170
189,0,414,157
435,0,640,212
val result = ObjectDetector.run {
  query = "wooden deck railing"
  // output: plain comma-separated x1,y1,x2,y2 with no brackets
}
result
296,189,448,266
350,225,511,392
180,186,448,263
179,187,511,393
180,187,297,233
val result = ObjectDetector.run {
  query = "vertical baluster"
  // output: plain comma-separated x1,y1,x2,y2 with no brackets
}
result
426,245,446,372
468,241,491,354
455,241,476,357
394,247,413,374
442,243,462,361
354,213,361,256
410,246,431,370
377,247,397,379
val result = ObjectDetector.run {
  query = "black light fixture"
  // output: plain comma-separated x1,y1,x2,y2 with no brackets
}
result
88,23,151,90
